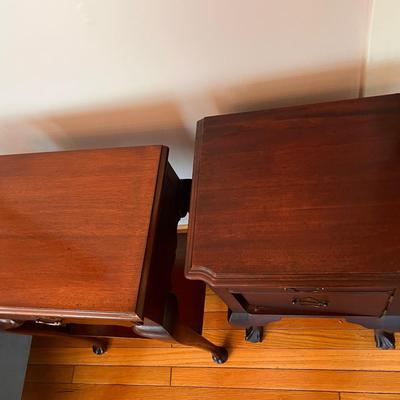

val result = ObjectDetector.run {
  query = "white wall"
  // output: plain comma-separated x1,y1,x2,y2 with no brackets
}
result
0,0,373,178
363,0,400,96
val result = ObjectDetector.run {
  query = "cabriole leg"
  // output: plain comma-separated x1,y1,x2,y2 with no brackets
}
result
134,294,228,364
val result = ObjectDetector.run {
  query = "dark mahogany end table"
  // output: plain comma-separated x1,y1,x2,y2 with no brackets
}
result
186,94,400,349
0,146,227,364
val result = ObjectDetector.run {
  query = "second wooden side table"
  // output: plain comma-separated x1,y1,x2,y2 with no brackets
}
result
186,94,400,349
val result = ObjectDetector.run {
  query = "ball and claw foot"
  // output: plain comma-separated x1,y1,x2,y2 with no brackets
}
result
374,330,395,350
245,326,263,343
212,347,228,364
92,344,107,355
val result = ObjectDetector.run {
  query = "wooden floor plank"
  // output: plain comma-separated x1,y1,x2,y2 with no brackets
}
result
22,383,339,400
341,394,400,400
203,312,365,330
31,324,373,351
31,336,171,348
199,329,377,349
203,311,235,329
25,365,74,383
73,366,170,385
172,367,400,393
31,325,370,351
27,347,400,371
204,293,227,312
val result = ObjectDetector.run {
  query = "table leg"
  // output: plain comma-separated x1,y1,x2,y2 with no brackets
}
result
134,293,228,364
7,324,110,355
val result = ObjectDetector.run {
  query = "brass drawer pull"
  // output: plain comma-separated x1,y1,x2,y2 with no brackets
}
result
35,318,63,327
292,297,329,308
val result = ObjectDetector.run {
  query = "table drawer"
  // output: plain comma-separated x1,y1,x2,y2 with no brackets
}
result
237,289,393,317
0,314,135,331
0,317,63,331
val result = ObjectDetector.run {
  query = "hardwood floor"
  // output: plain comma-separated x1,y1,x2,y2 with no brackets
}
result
23,288,400,399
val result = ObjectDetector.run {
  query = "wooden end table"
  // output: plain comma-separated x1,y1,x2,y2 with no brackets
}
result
0,146,227,364
186,94,400,349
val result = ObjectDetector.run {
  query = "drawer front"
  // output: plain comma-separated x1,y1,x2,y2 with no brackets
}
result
0,316,65,333
0,314,135,332
237,289,392,317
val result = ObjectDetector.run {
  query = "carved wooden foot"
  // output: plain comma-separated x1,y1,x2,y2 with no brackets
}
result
92,345,106,355
245,326,263,343
375,330,395,350
91,338,109,355
212,347,229,364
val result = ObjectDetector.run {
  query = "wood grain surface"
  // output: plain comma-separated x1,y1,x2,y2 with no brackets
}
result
23,384,339,400
0,146,167,316
186,94,400,284
73,365,170,385
26,346,400,370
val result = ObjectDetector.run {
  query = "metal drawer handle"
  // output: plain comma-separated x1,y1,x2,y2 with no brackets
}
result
35,318,63,327
292,297,329,308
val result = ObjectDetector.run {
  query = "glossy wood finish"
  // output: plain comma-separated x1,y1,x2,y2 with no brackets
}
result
0,146,166,320
186,94,400,286
172,367,400,393
186,94,400,342
23,384,338,400
0,147,224,361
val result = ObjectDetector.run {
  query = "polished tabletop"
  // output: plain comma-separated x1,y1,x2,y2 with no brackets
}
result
186,94,400,284
0,146,167,318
